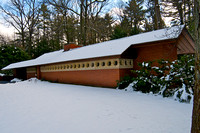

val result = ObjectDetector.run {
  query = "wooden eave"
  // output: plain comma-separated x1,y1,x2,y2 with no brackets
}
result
130,39,177,48
176,29,195,54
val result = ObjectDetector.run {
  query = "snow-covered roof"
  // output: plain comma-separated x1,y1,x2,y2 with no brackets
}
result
2,25,184,70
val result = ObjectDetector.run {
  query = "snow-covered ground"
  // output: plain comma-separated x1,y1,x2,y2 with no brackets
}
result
0,78,193,133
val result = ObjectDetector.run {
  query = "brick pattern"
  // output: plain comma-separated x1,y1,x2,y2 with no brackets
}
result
27,73,36,79
133,43,177,70
41,69,123,88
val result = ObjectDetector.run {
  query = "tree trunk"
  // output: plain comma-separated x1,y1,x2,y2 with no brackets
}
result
80,0,84,45
177,1,184,25
84,0,88,45
191,0,200,133
154,0,162,29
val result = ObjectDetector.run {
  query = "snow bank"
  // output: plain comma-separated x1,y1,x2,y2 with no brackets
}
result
0,79,193,133
10,78,22,83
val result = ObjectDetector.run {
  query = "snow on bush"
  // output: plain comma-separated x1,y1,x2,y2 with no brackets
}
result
27,77,40,82
0,73,5,76
118,54,194,103
10,78,22,83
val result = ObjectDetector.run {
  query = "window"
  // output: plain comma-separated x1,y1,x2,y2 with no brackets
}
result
86,63,90,68
78,64,80,68
102,62,105,66
114,61,118,66
82,64,85,68
91,62,94,67
125,60,127,65
96,62,100,67
107,61,111,66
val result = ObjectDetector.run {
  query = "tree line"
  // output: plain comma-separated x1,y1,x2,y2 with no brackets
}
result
0,0,195,58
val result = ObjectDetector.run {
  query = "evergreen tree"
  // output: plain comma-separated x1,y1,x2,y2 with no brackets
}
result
110,25,127,40
124,0,145,33
0,45,31,75
33,39,53,58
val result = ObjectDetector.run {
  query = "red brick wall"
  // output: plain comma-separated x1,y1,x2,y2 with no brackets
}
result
133,43,177,70
64,44,82,51
27,73,36,79
41,69,122,88
119,68,133,78
28,42,178,88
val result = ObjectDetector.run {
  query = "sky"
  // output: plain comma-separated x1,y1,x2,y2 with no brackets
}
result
0,22,15,38
0,0,172,38
0,0,120,38
0,0,15,37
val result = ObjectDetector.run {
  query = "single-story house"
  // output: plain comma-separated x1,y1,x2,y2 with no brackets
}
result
2,25,195,87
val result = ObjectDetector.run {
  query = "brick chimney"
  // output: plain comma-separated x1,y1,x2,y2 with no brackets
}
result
64,43,82,51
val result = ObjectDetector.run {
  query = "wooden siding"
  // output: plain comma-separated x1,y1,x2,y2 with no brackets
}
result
177,30,195,54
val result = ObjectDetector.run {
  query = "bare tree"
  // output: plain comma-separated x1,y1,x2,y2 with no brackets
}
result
0,0,40,54
48,0,108,45
0,0,27,48
161,0,194,26
25,0,40,54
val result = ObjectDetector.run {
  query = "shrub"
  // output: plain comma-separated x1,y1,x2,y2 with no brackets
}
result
117,76,134,89
117,54,194,103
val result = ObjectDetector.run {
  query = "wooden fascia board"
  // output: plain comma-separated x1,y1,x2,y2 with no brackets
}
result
129,39,177,49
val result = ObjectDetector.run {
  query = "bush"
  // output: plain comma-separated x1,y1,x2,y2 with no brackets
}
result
117,54,194,103
0,45,31,75
117,76,134,89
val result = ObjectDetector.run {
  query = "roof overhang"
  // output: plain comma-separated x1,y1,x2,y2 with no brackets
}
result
2,25,188,71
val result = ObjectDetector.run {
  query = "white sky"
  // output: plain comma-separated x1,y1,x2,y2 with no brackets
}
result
0,0,172,38
0,0,15,37
0,23,15,38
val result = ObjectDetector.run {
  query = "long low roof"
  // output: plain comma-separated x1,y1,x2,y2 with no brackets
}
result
2,25,184,70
